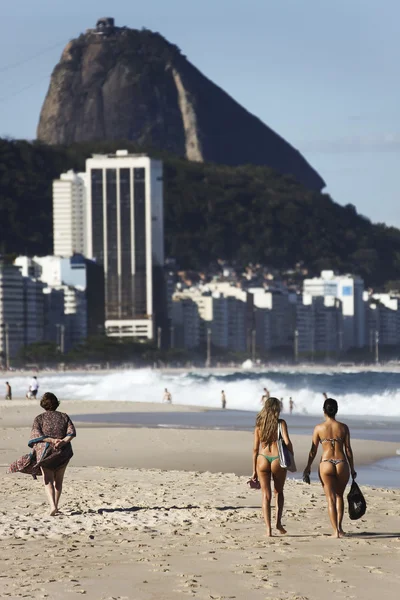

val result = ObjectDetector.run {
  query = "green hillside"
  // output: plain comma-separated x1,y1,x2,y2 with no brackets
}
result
0,138,399,287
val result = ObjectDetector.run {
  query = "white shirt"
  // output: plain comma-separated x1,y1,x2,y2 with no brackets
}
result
30,378,39,391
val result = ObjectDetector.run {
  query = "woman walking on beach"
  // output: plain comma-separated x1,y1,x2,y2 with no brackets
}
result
303,397,356,538
8,392,76,516
251,397,294,537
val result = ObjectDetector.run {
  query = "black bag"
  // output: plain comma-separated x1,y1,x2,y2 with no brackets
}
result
347,478,367,520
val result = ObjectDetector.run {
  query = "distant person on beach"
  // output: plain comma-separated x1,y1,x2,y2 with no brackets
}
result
289,398,294,414
303,398,356,538
252,397,294,537
5,381,12,400
323,392,328,400
163,388,172,404
261,388,269,404
8,392,76,516
26,376,39,399
221,390,227,409
280,398,284,412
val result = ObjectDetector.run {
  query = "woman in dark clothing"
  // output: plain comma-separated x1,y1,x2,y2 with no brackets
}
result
8,392,76,515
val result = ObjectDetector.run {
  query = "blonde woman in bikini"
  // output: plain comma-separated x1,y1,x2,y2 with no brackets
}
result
303,398,356,538
252,397,294,537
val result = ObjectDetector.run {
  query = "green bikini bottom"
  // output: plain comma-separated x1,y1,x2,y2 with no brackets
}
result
258,454,279,464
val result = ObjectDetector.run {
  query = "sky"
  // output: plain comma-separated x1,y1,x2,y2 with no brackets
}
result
1,0,399,227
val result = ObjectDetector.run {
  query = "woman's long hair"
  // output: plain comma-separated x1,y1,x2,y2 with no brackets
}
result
256,397,281,448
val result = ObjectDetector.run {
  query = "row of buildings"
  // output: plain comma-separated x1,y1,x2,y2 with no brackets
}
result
170,270,400,357
0,255,104,361
1,150,400,363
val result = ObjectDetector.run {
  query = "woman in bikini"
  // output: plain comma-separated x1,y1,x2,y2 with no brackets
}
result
8,392,76,516
303,397,356,538
251,397,294,537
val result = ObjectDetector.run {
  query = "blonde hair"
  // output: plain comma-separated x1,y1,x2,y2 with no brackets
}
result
256,397,280,448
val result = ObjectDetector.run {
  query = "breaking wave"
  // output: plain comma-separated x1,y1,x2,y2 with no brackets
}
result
7,368,400,418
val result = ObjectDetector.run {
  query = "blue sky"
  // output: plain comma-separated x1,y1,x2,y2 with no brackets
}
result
1,0,399,226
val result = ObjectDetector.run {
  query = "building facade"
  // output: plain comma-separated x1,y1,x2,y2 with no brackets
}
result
303,270,365,349
250,288,294,349
53,171,87,257
171,294,200,349
367,294,400,348
85,151,164,340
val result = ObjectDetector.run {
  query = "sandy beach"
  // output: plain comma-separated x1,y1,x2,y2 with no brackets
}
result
0,400,399,599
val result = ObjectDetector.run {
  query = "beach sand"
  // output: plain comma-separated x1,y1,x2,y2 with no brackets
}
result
0,401,399,599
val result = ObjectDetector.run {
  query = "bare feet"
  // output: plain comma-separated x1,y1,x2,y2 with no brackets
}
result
276,523,287,535
330,530,340,538
266,528,273,537
338,529,346,538
50,508,58,516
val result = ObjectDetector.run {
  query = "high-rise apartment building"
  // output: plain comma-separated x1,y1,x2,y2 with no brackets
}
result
303,270,365,349
85,151,164,340
53,171,87,257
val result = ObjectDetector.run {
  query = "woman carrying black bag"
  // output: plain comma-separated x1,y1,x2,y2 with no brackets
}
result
303,398,357,538
251,397,294,537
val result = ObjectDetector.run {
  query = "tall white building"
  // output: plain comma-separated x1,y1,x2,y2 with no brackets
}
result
53,171,87,257
303,270,365,349
85,151,164,340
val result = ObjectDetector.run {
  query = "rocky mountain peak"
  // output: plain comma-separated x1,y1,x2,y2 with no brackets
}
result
37,19,325,191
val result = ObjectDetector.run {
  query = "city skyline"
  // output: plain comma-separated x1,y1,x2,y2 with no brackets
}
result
1,1,400,228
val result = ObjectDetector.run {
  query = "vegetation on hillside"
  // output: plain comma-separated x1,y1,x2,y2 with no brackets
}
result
0,138,399,287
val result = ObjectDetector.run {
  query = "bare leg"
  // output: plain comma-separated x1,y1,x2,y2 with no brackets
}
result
336,495,345,535
335,462,350,536
319,463,339,537
54,464,68,512
272,461,287,534
41,467,57,516
257,458,272,537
